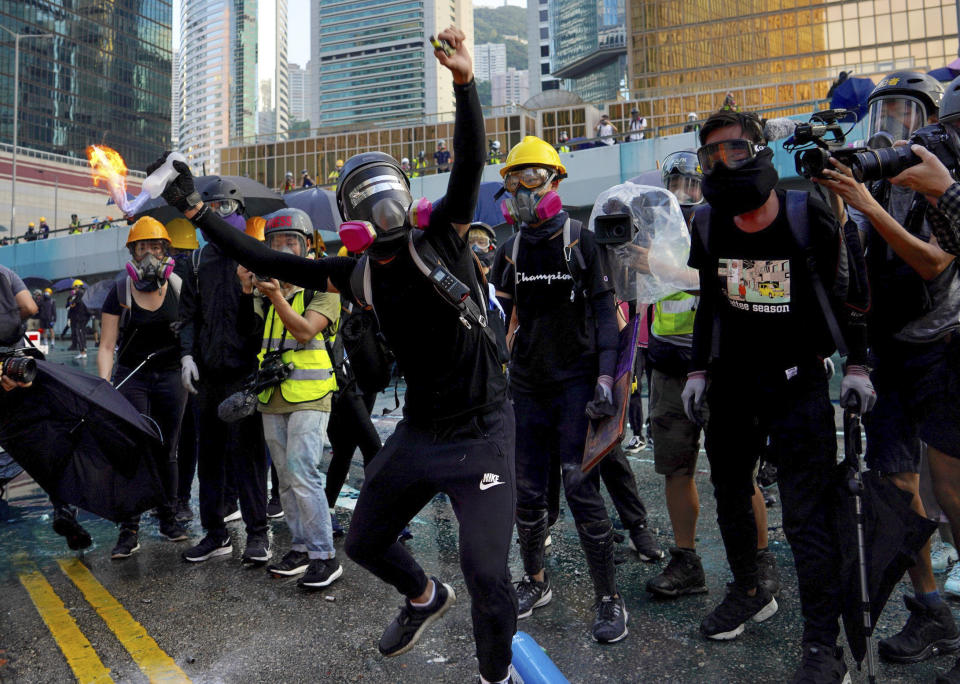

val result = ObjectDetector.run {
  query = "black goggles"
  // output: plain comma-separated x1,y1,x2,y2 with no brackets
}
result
697,140,767,174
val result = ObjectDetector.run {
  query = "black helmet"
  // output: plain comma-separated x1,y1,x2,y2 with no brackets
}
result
940,74,960,125
262,208,313,257
868,71,944,115
201,178,245,216
262,207,313,239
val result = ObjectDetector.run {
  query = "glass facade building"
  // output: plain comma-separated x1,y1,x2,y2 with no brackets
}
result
0,0,172,170
308,0,471,130
550,0,626,103
627,0,960,130
256,0,289,140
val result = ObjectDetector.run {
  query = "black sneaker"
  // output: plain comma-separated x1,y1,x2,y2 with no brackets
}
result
331,513,345,538
646,547,708,598
266,495,283,519
700,584,778,640
242,534,271,565
624,436,645,453
516,574,552,619
937,657,960,684
878,595,960,663
159,519,189,542
182,534,232,562
378,578,456,657
757,549,781,597
592,595,629,643
628,524,664,562
268,550,310,577
111,529,140,560
397,527,413,543
174,499,193,522
789,643,851,684
52,515,92,551
298,558,343,589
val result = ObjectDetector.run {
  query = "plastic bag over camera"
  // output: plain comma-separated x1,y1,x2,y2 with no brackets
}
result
587,183,698,303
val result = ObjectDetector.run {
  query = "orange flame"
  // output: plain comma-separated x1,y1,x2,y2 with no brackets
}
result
86,145,129,211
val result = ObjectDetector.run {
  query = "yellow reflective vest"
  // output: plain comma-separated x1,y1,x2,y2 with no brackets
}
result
258,290,337,404
652,292,697,337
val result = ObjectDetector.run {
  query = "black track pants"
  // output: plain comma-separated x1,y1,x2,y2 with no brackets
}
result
344,399,517,683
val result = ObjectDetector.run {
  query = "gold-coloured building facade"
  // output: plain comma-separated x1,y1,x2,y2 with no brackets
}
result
626,0,959,131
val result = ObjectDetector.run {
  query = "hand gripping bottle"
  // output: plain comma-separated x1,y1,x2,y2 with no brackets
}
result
126,152,189,215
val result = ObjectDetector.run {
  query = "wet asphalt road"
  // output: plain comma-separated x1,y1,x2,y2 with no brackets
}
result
1,350,958,683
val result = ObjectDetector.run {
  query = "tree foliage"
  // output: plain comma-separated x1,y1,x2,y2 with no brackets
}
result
473,6,528,72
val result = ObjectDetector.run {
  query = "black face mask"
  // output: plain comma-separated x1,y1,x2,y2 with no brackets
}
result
701,147,779,216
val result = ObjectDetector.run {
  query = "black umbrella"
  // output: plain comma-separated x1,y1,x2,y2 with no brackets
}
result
81,278,119,314
22,277,54,292
0,358,164,522
284,186,342,232
132,175,287,223
837,410,937,672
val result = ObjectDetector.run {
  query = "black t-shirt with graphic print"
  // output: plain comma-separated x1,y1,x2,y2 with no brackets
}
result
688,189,844,374
493,212,614,391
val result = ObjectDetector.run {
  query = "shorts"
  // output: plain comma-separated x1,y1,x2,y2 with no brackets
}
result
865,335,960,471
649,368,704,476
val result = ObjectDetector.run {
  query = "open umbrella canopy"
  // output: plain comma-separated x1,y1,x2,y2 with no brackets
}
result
0,358,164,522
829,76,875,121
22,277,53,292
928,66,960,82
283,186,341,232
53,278,83,292
132,175,287,224
81,278,118,313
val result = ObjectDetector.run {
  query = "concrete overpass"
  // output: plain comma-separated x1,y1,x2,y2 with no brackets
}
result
0,116,865,284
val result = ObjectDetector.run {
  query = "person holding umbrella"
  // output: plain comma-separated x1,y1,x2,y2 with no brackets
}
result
97,217,189,558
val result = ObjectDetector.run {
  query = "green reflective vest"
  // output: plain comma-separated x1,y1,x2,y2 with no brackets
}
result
652,292,697,337
258,290,337,404
558,145,570,153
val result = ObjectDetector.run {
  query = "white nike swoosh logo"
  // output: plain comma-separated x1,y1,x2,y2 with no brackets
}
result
479,481,506,491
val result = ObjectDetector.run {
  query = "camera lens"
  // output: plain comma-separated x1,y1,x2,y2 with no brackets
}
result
2,356,37,384
850,146,919,183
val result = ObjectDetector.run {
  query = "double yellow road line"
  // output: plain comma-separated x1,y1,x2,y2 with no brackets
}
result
16,556,190,683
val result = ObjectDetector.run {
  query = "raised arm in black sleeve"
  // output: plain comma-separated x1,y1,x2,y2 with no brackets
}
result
428,80,485,229
191,210,356,295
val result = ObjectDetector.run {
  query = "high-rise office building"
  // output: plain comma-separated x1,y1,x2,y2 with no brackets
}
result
551,0,626,103
493,68,530,106
179,0,232,174
289,62,309,122
172,47,182,150
310,0,473,128
257,0,289,140
0,1,172,170
527,0,560,95
475,43,507,82
626,1,959,127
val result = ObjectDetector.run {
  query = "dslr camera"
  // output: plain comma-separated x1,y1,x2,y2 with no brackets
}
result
789,109,863,179
217,350,292,422
0,347,39,384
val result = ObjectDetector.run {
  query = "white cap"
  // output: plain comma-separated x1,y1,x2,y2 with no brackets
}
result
688,112,697,120
401,157,410,164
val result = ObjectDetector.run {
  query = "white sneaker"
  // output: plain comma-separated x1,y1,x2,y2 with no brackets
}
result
931,537,959,574
223,508,242,523
624,436,645,453
946,562,960,598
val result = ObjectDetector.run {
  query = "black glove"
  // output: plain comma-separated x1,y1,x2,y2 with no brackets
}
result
146,152,200,212
585,381,617,420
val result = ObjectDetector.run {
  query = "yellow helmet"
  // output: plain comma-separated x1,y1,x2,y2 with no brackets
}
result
501,136,567,177
245,216,266,241
126,216,170,246
40,216,46,222
165,218,199,250
44,287,52,295
72,279,84,288
336,159,344,168
28,222,35,228
337,245,349,257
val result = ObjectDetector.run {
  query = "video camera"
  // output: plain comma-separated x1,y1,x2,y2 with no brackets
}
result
217,350,292,422
0,347,39,384
790,109,960,182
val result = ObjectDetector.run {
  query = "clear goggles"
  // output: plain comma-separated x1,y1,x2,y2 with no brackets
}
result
665,175,704,206
131,239,168,258
697,139,766,174
467,229,492,250
867,96,928,144
503,166,555,194
210,199,241,217
266,231,307,255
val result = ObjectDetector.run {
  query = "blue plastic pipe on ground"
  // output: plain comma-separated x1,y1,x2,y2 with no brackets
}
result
511,631,570,684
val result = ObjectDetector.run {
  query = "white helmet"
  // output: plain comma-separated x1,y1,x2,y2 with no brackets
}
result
492,140,501,150
687,112,697,120
401,157,410,165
